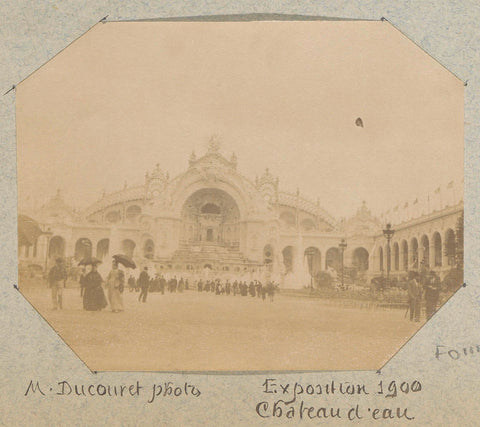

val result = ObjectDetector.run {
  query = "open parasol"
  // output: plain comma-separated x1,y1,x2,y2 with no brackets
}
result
18,214,43,247
112,254,136,269
78,256,102,266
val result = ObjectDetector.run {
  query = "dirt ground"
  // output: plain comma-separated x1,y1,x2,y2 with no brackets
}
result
20,283,421,372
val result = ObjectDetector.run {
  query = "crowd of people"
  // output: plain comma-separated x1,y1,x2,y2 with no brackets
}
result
195,279,277,301
47,258,279,313
47,256,442,320
126,272,278,302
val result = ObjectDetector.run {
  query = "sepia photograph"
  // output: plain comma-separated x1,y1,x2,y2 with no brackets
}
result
16,20,464,371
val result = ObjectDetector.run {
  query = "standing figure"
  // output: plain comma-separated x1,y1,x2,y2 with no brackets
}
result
255,281,262,298
128,275,136,292
267,281,275,302
424,271,441,320
138,267,150,303
242,281,248,296
48,258,67,310
159,275,166,294
79,267,86,297
83,263,108,311
407,272,422,322
105,259,125,313
233,280,238,296
249,281,256,297
225,280,231,296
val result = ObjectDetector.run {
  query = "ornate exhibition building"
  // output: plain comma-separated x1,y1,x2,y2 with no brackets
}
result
18,142,463,288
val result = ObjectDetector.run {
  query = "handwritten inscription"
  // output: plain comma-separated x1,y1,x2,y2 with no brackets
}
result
256,379,420,421
24,380,201,404
435,344,480,361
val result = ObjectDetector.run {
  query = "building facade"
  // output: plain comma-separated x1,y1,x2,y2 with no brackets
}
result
19,142,463,288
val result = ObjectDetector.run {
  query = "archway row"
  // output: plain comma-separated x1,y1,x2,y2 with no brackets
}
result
376,228,455,272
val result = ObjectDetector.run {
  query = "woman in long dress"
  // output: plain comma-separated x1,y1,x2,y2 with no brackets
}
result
83,263,108,311
105,259,125,313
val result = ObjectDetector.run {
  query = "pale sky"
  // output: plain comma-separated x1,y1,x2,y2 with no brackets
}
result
16,21,463,218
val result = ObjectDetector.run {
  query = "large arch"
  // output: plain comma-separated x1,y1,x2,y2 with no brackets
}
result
121,239,136,258
171,174,253,221
304,247,321,276
325,247,341,272
352,247,369,271
181,188,240,246
74,238,92,261
143,239,155,259
48,235,66,259
432,232,442,267
96,238,109,260
401,240,409,271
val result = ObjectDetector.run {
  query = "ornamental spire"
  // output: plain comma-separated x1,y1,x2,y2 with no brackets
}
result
207,134,221,153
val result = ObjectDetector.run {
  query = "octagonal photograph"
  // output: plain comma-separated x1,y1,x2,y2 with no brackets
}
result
16,18,464,371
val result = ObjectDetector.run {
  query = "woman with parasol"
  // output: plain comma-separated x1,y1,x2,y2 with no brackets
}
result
105,255,135,313
80,257,108,311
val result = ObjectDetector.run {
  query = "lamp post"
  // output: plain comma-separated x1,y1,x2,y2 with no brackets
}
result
382,223,395,285
338,239,347,288
304,247,318,292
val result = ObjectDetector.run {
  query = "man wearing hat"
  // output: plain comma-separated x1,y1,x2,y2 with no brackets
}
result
48,258,67,310
138,266,150,303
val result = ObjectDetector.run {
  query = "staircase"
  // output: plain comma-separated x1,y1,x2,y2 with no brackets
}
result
171,243,258,269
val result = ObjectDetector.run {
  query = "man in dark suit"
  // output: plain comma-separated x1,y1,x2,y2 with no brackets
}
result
424,271,441,320
408,271,422,322
138,267,150,303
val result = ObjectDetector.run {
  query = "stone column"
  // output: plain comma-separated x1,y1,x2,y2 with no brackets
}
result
370,248,376,273
441,234,449,270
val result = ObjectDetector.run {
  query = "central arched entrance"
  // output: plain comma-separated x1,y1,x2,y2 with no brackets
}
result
180,188,241,248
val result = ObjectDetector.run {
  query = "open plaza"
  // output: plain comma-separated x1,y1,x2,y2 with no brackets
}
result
21,279,420,372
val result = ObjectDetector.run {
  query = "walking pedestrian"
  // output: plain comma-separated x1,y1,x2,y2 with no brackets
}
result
83,262,108,311
105,259,125,313
48,258,67,310
138,267,150,303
